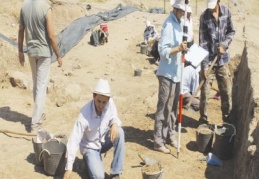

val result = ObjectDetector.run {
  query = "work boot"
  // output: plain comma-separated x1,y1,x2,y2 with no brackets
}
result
154,145,170,154
38,113,46,124
199,118,209,125
110,174,120,179
169,140,179,148
30,123,42,133
213,92,221,100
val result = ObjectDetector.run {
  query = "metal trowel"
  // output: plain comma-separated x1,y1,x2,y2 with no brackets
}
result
138,153,158,165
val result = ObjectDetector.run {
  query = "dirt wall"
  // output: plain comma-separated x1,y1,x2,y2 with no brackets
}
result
232,43,259,179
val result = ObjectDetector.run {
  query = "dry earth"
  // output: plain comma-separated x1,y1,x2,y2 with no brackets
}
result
0,0,259,179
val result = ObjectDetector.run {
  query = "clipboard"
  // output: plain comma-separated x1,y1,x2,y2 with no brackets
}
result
185,43,209,68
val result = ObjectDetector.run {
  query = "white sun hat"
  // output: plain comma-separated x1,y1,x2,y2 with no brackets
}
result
171,0,186,11
93,79,111,97
146,21,151,27
207,0,218,9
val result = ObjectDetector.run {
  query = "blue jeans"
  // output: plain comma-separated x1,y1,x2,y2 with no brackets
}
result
83,127,125,179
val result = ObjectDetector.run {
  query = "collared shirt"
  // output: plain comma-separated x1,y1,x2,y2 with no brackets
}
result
65,98,122,170
199,4,235,70
183,65,200,96
156,12,183,82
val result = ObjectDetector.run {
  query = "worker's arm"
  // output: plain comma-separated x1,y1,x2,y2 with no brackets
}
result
18,10,25,66
110,123,119,143
46,9,62,67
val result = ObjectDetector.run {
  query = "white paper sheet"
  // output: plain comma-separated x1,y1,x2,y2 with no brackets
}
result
185,43,209,68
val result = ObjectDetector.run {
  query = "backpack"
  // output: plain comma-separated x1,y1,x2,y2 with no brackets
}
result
90,30,100,46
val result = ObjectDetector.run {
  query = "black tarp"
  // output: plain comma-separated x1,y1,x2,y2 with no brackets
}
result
51,4,140,62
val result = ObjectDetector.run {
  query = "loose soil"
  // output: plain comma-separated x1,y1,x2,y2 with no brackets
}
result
0,0,258,179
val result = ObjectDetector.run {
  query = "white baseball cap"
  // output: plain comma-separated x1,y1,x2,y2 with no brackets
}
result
207,0,218,9
171,0,186,11
187,6,192,13
93,79,111,97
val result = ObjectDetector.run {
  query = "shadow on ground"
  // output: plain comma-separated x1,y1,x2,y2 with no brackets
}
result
124,126,154,150
0,106,30,125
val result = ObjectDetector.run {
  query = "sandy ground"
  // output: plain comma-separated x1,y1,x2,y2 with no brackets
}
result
0,0,258,178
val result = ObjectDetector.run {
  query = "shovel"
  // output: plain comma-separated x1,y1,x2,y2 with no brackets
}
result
138,153,157,165
185,55,219,112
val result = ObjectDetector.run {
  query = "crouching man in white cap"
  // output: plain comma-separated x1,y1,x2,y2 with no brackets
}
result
63,79,124,179
143,20,158,45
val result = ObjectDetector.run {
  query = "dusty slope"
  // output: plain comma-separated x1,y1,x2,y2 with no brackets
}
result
0,0,258,178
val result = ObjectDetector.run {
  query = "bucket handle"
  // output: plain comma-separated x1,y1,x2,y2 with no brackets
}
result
196,128,213,134
47,138,61,143
38,138,60,161
215,122,236,142
39,149,51,161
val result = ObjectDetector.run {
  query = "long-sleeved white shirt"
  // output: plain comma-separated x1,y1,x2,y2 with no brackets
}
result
65,98,122,170
183,65,200,96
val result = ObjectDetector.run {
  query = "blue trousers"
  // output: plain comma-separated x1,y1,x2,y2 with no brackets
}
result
83,127,125,179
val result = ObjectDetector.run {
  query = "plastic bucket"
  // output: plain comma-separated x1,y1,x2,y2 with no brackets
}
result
142,163,163,179
196,124,214,153
213,123,236,160
32,137,44,166
134,69,142,76
40,139,66,176
140,44,148,54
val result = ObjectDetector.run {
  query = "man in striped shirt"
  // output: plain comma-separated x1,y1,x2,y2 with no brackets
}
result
199,0,235,124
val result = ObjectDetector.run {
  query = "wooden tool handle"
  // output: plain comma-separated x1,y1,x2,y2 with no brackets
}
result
0,129,36,136
186,55,219,109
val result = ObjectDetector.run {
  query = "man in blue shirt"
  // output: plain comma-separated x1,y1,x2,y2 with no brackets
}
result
199,0,235,124
154,0,188,154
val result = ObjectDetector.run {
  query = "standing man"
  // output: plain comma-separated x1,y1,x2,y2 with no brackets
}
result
154,0,188,154
18,0,62,132
63,79,125,179
199,0,235,124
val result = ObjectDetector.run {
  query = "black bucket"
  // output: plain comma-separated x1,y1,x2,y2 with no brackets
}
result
142,163,163,179
134,69,142,76
32,137,44,166
196,124,214,153
40,139,66,176
213,123,236,160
